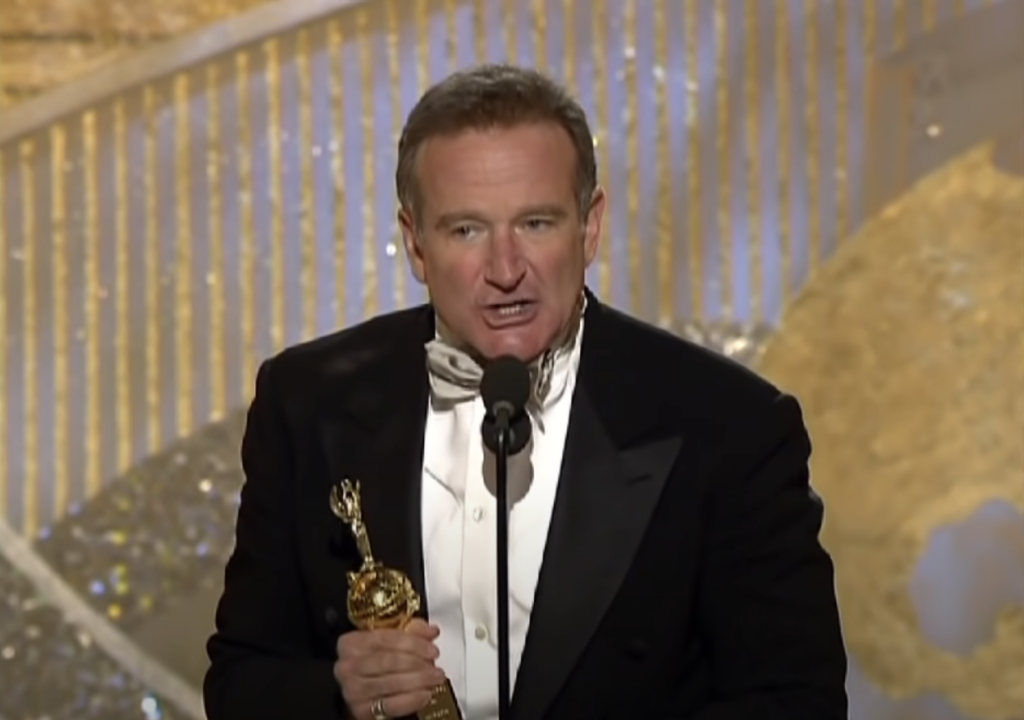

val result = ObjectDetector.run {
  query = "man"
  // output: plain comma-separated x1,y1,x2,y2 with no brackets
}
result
204,64,847,720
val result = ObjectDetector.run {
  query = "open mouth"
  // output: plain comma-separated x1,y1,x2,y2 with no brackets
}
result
490,301,533,316
483,300,537,326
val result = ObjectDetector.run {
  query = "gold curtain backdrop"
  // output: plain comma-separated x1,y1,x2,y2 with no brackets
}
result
7,0,1003,535
0,1,1021,719
0,0,274,107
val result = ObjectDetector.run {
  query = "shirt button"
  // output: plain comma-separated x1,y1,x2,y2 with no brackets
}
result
474,624,488,641
471,507,484,522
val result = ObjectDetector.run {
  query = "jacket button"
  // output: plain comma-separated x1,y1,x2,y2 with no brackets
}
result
325,607,339,627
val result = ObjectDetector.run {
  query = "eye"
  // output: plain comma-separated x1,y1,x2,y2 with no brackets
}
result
522,217,554,232
450,224,480,240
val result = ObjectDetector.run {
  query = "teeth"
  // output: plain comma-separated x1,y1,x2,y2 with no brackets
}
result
497,302,525,316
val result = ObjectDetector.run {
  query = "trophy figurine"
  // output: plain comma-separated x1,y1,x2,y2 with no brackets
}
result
331,479,463,719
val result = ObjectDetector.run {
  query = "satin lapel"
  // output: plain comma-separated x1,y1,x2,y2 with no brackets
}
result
317,311,433,618
511,297,684,720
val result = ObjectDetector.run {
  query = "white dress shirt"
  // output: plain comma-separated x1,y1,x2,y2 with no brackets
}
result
420,326,583,720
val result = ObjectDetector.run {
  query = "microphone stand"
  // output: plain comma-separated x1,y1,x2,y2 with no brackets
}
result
494,416,512,720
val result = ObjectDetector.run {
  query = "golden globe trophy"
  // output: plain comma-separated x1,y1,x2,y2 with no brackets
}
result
330,479,463,720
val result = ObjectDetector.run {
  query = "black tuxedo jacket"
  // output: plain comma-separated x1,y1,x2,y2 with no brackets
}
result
204,296,847,720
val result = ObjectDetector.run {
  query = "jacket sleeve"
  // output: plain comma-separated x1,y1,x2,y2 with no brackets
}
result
687,393,848,720
203,358,347,720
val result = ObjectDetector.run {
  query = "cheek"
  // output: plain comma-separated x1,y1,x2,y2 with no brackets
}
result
533,239,585,281
424,254,481,297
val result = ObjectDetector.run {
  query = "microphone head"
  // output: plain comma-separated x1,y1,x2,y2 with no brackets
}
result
481,411,532,455
480,355,531,418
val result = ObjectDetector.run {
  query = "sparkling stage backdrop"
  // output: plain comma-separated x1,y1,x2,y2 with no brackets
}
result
0,1,1022,719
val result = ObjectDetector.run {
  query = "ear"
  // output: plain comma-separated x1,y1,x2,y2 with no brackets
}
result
398,207,426,284
583,187,606,267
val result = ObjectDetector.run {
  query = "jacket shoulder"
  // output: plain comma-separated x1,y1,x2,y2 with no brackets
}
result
260,305,431,391
599,305,785,411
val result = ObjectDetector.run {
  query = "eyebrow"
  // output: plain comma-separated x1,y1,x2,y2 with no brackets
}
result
434,205,570,231
434,211,485,231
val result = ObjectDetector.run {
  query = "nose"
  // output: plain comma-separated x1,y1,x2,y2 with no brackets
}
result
484,228,526,290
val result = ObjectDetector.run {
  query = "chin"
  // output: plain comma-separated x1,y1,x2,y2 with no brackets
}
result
473,335,538,363
472,318,557,363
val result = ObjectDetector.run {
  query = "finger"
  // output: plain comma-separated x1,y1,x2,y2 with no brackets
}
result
353,651,436,678
363,629,439,661
341,667,445,704
403,618,440,639
353,690,432,720
338,629,438,662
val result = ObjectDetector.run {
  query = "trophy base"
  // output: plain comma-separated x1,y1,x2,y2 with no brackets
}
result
416,678,463,720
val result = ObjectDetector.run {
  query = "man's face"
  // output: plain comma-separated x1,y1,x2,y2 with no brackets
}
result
399,123,604,362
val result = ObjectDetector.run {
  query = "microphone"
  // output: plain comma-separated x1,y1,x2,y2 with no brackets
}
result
480,355,532,453
479,356,532,720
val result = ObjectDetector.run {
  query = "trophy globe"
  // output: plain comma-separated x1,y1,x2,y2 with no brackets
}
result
330,480,422,630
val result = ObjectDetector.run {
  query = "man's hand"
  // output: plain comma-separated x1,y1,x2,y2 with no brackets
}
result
335,619,445,720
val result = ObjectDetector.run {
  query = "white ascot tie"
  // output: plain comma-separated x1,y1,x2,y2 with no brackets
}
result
424,338,558,418
424,297,586,419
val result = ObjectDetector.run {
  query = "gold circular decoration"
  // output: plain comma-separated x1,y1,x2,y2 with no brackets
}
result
757,144,1024,720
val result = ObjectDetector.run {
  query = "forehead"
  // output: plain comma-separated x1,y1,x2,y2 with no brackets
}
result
414,124,578,214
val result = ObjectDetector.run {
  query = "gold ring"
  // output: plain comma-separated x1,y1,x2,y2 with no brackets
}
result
370,698,389,720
